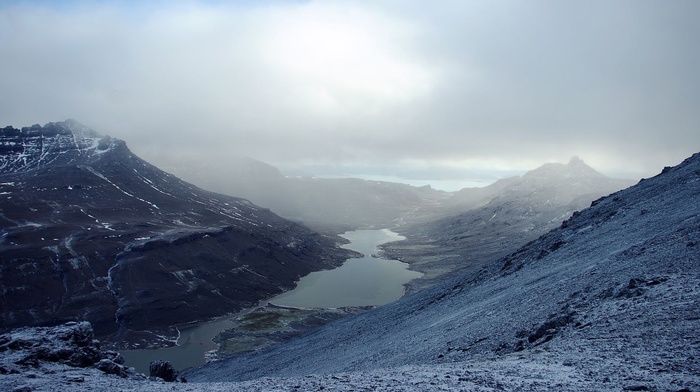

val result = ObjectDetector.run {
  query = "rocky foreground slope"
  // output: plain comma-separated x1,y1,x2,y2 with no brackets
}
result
0,120,351,346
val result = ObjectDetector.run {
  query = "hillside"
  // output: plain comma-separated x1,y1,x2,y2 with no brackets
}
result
0,120,352,347
385,157,635,290
185,152,700,390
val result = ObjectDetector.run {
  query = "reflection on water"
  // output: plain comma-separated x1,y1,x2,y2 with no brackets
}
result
121,228,420,374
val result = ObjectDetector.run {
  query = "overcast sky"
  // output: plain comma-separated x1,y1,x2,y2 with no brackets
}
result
1,0,699,190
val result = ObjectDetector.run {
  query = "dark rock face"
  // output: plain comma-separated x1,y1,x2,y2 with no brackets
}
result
0,120,352,345
149,360,179,382
0,321,135,378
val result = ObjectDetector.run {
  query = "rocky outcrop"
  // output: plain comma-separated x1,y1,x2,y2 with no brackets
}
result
149,360,181,382
0,321,132,378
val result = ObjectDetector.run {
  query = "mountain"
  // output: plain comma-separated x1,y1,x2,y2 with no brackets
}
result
384,157,635,290
442,156,628,213
185,153,700,390
0,152,698,391
0,120,351,347
164,157,449,234
166,156,633,293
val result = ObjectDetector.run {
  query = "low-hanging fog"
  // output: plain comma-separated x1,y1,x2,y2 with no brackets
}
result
1,0,699,190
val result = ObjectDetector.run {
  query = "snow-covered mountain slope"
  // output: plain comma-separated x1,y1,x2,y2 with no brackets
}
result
0,120,110,172
385,157,635,290
186,152,700,390
0,120,351,346
441,156,629,213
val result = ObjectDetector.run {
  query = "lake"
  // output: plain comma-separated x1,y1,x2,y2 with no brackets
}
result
270,229,422,308
121,228,420,373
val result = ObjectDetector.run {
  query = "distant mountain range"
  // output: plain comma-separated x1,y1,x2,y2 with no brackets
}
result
164,155,634,242
0,120,352,346
384,156,636,290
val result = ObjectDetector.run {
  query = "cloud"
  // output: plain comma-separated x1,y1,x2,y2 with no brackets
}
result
1,0,699,185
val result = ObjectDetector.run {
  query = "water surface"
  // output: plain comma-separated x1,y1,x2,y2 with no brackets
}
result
121,228,420,373
120,314,239,374
270,229,421,308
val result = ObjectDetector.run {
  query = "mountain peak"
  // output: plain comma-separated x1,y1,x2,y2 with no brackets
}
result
51,119,102,138
0,120,353,345
568,155,583,164
0,120,124,173
522,157,604,180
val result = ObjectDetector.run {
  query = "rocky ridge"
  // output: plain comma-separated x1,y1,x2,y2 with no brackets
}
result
0,321,133,379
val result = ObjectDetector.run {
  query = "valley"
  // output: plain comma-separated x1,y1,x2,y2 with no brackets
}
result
184,151,700,391
166,155,635,293
116,153,633,371
1,121,697,391
120,228,416,374
3,1,698,389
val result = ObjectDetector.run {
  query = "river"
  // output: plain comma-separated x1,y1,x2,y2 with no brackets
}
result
121,228,420,373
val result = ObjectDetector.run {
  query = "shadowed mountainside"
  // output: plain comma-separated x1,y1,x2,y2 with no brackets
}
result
0,120,352,347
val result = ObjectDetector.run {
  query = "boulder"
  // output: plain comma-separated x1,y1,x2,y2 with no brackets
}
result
149,360,179,382
0,321,134,378
95,358,128,378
